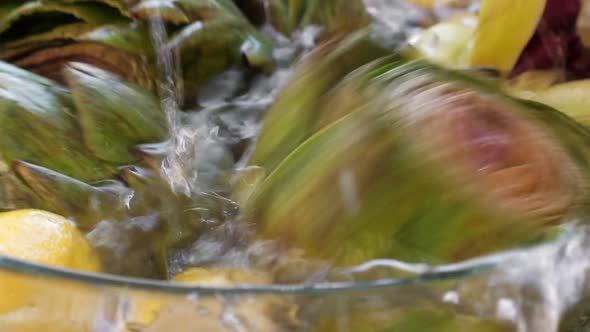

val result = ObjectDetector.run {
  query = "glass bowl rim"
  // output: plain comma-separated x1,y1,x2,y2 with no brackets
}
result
0,224,574,295
0,246,533,295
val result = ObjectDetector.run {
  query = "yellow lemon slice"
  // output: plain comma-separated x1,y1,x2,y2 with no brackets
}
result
404,0,466,9
0,209,101,313
578,0,590,46
131,268,298,332
513,79,590,127
470,0,546,73
174,267,272,285
409,14,478,67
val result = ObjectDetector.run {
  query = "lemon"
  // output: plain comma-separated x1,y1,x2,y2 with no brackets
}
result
470,0,546,73
512,79,590,127
403,0,465,9
170,268,282,332
174,267,272,286
130,268,295,332
0,209,101,314
409,14,477,67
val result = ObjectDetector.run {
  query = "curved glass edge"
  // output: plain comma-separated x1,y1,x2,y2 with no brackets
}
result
0,255,495,295
0,225,576,295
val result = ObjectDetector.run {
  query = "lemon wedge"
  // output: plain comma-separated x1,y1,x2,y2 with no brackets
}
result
0,209,101,313
470,0,546,73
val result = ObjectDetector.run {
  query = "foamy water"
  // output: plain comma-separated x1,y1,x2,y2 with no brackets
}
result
339,224,590,332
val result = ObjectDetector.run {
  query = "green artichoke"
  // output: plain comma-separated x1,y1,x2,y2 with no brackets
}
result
248,30,391,173
0,0,273,103
244,33,590,266
0,60,236,278
243,0,370,37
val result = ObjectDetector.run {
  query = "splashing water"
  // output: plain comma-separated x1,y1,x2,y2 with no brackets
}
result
147,15,192,196
136,2,590,332
146,13,300,197
453,224,590,332
338,224,590,332
481,225,590,332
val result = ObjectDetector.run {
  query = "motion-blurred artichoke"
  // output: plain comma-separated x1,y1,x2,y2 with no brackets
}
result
245,33,590,266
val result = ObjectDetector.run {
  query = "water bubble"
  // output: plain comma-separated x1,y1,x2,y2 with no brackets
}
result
443,291,460,305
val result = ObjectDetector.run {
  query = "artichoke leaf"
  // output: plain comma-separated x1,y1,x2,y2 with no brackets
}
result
131,0,192,23
2,22,151,58
12,161,128,229
65,62,167,163
167,16,245,55
260,0,369,37
249,30,391,173
1,23,101,50
0,39,70,61
79,23,153,56
0,96,118,182
0,59,69,98
257,0,290,34
40,0,132,15
0,61,120,182
299,0,369,34
0,1,127,39
0,61,75,132
130,0,240,23
165,14,273,69
12,42,155,90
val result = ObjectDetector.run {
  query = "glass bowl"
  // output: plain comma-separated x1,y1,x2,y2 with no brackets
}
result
0,226,588,332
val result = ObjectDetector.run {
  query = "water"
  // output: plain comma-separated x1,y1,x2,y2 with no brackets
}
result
148,15,190,197
335,224,590,332
132,1,590,331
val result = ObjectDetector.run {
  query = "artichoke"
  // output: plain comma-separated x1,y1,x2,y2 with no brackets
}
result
261,0,370,37
248,30,391,173
244,33,590,266
0,0,273,104
0,61,236,278
0,60,164,212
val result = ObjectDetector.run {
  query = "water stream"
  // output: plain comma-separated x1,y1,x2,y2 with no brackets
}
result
136,1,590,331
